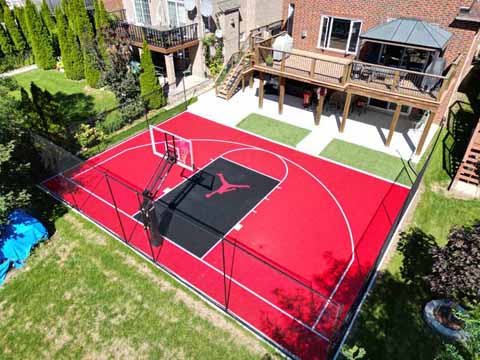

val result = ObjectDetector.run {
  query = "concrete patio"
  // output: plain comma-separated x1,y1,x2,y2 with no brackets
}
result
188,79,438,162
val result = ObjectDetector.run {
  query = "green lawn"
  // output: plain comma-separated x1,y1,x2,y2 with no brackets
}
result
12,69,117,120
237,113,310,146
320,139,416,186
346,65,480,359
0,191,271,359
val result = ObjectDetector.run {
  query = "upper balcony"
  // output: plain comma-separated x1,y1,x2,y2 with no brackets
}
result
111,21,199,54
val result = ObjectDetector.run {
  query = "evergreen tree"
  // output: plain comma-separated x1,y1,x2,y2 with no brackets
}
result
140,40,164,109
83,45,101,88
13,6,30,47
55,7,83,80
4,8,26,52
93,0,109,61
94,0,109,31
24,0,56,69
0,0,6,22
40,0,56,36
0,24,15,55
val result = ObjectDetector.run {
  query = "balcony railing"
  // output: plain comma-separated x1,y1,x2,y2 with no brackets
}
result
254,46,459,102
112,22,199,50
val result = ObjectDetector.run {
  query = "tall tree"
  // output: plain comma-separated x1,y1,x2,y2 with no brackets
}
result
3,7,26,52
0,78,39,224
40,0,56,36
0,0,6,22
55,7,83,80
0,24,15,55
140,39,164,109
93,0,109,62
13,6,30,47
24,0,56,69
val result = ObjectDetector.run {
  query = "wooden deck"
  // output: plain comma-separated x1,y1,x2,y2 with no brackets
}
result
253,46,459,111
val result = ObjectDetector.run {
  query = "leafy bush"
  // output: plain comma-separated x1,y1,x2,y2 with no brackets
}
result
96,111,124,134
428,221,480,304
74,123,105,149
0,51,34,73
120,100,145,124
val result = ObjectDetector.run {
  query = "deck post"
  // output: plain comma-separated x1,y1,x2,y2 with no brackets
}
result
281,53,286,72
392,70,401,92
279,77,286,114
386,103,402,147
242,74,245,92
310,58,316,79
315,92,325,125
340,92,352,133
259,71,264,109
342,62,352,85
415,111,436,156
249,72,254,88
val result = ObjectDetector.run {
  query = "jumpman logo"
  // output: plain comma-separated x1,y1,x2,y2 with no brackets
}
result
205,173,250,198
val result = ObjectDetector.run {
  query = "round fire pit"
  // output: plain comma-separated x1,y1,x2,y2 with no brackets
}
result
424,299,468,341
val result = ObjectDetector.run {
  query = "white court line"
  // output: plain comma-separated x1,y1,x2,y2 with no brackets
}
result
56,136,372,339
64,137,353,329
200,148,288,260
60,172,331,342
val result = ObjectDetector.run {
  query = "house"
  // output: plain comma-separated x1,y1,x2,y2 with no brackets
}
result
105,0,283,97
220,0,480,158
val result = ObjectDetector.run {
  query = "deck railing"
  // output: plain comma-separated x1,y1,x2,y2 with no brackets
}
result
254,46,456,102
112,22,198,50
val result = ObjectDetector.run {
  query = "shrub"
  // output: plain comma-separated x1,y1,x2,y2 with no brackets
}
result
120,99,145,124
96,112,124,134
140,40,165,110
55,7,84,80
74,123,105,149
428,221,480,304
0,24,15,55
0,50,33,73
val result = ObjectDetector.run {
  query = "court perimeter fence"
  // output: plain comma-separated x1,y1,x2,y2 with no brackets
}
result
34,115,442,358
329,123,445,359
35,129,345,354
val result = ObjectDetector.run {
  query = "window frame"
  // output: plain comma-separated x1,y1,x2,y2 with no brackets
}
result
317,15,362,55
167,0,187,28
134,0,152,25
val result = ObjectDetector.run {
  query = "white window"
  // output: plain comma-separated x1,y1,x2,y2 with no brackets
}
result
318,16,362,54
134,0,152,25
168,0,186,28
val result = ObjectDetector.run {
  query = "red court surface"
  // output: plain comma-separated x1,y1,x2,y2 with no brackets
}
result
41,112,410,359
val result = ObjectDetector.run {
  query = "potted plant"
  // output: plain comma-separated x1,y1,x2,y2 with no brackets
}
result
265,54,273,67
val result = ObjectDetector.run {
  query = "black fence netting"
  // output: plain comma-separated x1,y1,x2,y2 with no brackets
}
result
329,123,444,359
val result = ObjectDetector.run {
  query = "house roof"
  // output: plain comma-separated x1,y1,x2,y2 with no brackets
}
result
360,18,452,50
456,0,480,23
217,0,240,13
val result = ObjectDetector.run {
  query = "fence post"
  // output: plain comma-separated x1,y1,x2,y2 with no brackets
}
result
104,174,129,242
221,238,229,311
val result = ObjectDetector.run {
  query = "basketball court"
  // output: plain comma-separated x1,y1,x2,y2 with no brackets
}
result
41,112,409,359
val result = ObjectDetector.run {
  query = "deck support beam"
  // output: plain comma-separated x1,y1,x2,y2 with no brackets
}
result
340,92,352,133
258,72,264,109
415,111,436,156
249,72,254,88
315,92,325,125
279,77,285,114
386,103,402,147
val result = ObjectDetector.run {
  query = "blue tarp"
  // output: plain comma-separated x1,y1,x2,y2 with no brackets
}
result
0,210,48,286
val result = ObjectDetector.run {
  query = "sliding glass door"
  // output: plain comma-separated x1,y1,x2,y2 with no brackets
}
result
318,16,362,54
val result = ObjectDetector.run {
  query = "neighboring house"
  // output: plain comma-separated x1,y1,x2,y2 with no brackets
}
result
223,0,480,157
106,0,283,94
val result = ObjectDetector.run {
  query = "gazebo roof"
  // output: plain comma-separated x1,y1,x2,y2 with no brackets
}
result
360,18,452,50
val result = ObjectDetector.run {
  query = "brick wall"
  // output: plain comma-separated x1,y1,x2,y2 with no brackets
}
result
102,0,123,12
282,0,479,65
